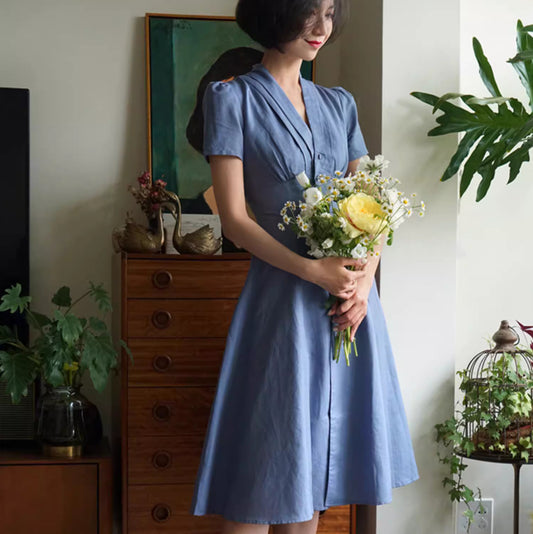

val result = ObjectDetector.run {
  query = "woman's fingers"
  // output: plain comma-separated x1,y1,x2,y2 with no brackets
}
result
335,288,356,300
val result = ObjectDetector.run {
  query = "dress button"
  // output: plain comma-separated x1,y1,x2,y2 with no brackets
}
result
317,154,322,160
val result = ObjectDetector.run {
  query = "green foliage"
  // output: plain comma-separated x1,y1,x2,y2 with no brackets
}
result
411,20,533,201
435,353,533,531
0,282,128,403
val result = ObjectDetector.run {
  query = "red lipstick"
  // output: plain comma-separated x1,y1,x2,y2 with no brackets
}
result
305,40,323,49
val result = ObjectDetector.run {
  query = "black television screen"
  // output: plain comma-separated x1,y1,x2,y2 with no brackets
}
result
0,88,30,343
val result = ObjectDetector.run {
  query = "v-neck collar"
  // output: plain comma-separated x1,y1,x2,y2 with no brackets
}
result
247,63,317,157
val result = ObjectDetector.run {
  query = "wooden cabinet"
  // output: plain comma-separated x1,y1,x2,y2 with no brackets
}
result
0,440,112,534
120,253,356,533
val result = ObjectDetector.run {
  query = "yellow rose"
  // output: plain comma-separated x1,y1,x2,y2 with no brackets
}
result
338,192,387,237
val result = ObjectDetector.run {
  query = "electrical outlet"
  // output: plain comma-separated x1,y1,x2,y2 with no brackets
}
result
456,498,494,534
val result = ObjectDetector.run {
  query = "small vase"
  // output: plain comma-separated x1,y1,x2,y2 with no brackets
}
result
36,384,103,457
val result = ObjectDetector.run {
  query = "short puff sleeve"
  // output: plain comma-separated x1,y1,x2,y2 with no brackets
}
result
202,81,244,162
334,87,368,161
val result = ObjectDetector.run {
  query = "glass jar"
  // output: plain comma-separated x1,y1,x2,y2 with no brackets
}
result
36,384,102,455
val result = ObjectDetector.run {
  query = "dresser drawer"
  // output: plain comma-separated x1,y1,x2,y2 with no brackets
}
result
127,299,237,338
126,259,249,299
316,505,351,533
128,387,215,436
127,338,225,387
128,484,222,533
128,435,205,485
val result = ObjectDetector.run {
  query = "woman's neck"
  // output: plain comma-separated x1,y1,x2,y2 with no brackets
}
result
261,48,302,91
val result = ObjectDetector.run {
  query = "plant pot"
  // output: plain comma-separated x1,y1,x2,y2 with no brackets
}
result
35,384,103,457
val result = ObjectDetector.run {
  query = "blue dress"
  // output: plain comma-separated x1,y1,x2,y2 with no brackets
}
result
189,63,418,525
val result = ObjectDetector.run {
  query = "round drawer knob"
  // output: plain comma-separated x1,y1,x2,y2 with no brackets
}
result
152,310,172,329
152,354,172,373
152,503,171,523
152,270,173,289
152,403,171,422
152,450,172,469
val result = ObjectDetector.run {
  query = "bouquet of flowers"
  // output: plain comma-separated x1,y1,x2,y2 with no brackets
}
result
278,155,425,365
128,171,169,223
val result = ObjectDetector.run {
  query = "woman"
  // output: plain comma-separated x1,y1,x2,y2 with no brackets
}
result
189,1,418,532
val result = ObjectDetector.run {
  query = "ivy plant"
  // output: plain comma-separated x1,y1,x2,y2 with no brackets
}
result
436,349,533,530
0,282,132,403
411,20,533,201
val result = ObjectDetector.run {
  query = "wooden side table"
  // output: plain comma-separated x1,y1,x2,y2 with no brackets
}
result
0,438,112,534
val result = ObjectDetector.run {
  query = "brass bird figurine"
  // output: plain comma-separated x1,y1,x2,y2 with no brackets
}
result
112,205,165,254
161,196,223,255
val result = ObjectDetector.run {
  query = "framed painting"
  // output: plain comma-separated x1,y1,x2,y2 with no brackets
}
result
145,13,315,215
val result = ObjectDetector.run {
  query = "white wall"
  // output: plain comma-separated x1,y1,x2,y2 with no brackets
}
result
378,1,460,533
458,2,533,533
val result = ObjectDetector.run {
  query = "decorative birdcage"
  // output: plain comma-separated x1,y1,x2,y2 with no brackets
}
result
461,320,533,460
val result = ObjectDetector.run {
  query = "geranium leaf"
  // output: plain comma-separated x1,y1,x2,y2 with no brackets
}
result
0,284,31,313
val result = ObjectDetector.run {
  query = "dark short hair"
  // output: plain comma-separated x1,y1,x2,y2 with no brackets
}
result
236,0,349,50
186,46,264,154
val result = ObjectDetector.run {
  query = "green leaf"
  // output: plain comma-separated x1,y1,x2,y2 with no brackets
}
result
89,317,107,334
45,362,65,387
466,96,511,106
80,332,118,392
432,92,464,113
513,20,533,108
412,23,533,199
0,284,31,313
463,440,476,456
0,325,16,345
441,130,481,181
459,131,500,196
508,50,533,63
25,311,51,329
120,339,134,365
54,311,83,345
51,286,72,307
505,137,533,183
473,37,502,97
89,282,112,313
0,350,37,403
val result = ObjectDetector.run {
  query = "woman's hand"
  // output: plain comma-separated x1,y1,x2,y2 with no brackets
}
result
306,257,367,300
328,285,371,341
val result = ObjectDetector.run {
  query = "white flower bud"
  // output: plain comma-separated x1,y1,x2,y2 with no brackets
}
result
295,171,311,188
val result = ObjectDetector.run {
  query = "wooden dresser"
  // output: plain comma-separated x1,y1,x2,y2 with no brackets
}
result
120,253,356,533
0,439,112,534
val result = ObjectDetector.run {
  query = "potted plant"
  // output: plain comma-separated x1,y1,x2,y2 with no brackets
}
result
0,282,131,456
435,321,533,529
411,20,533,201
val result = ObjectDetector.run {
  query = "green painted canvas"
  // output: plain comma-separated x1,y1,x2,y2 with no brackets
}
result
148,16,314,214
